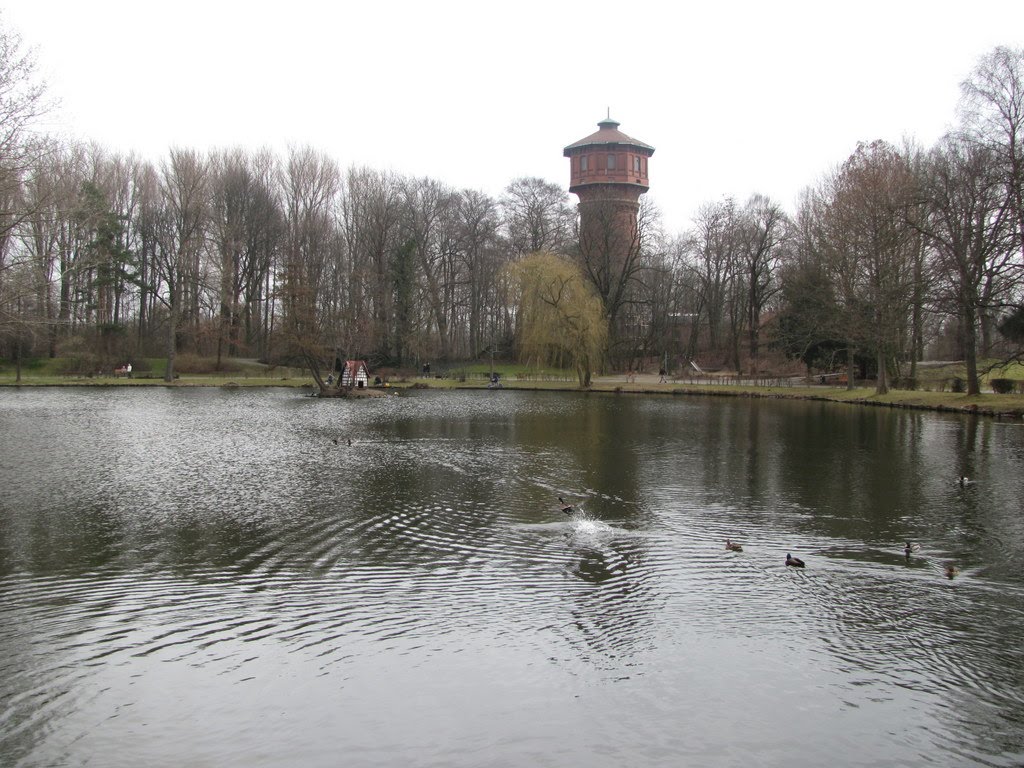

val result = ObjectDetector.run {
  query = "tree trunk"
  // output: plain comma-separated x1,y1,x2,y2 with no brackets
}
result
963,304,980,396
165,291,177,383
875,347,889,395
14,324,22,383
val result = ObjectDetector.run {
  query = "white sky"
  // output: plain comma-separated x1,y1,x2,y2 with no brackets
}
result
4,0,1023,234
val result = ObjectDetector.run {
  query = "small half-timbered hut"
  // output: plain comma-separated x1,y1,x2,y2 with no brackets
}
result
341,360,370,388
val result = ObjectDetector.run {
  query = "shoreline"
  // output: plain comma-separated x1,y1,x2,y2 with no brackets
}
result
457,380,1024,420
4,374,1023,420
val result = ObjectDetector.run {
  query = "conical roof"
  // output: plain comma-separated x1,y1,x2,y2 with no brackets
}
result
563,116,654,155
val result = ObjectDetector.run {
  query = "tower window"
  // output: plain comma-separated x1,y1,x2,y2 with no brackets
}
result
633,156,641,172
607,154,616,171
580,155,588,172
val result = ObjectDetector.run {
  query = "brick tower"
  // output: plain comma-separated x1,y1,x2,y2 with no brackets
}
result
563,114,655,249
563,116,654,343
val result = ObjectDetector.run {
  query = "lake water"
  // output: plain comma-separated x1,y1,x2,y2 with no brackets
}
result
1,387,1023,767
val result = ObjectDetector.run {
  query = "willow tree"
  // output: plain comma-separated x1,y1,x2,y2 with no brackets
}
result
507,251,607,388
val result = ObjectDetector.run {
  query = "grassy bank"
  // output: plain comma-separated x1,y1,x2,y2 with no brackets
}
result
376,371,1024,418
0,356,311,388
3,358,1023,419
436,374,1024,418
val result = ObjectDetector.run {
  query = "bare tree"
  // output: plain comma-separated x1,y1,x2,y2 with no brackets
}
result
403,176,456,361
454,188,502,358
0,17,54,365
0,19,51,243
340,167,404,362
16,144,82,356
209,148,282,367
823,141,919,395
685,198,740,364
279,146,340,388
919,136,1014,394
736,194,788,373
959,46,1024,261
574,192,660,363
153,148,208,381
500,177,574,258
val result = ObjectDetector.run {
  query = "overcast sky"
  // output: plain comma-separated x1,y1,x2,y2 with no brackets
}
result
4,0,1023,233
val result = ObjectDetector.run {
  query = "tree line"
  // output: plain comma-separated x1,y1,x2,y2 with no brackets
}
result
0,22,1021,393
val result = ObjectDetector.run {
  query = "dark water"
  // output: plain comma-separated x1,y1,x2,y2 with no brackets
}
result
1,388,1023,767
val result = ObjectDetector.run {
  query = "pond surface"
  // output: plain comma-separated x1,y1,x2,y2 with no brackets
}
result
1,387,1023,767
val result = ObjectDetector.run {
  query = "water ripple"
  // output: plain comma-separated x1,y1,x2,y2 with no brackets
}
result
3,389,1024,767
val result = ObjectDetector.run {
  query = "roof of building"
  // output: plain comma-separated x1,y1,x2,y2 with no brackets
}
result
563,116,655,155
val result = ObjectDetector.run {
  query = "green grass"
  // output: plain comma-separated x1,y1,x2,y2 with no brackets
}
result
430,375,1024,416
438,362,576,380
0,356,311,387
0,357,66,376
4,357,1023,417
913,360,1024,389
984,361,1024,380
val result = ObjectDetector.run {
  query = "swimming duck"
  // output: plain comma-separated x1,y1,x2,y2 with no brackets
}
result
904,541,921,557
558,497,574,515
786,553,805,568
725,539,743,552
945,564,959,579
958,476,970,487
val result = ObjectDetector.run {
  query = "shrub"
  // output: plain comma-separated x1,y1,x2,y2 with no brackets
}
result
172,355,242,374
990,378,1015,394
895,377,917,391
950,377,965,393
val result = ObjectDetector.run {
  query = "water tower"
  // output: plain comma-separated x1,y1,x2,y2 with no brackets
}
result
563,114,655,250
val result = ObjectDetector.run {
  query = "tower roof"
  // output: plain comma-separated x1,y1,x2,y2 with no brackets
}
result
563,115,655,156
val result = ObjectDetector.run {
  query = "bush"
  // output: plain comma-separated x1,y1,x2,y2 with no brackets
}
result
58,353,101,376
990,378,1015,394
895,377,917,391
172,355,242,374
950,377,965,393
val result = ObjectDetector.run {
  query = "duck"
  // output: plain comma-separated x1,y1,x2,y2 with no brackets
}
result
725,539,743,552
786,553,805,568
904,541,921,557
958,476,970,487
558,497,574,515
945,564,959,579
